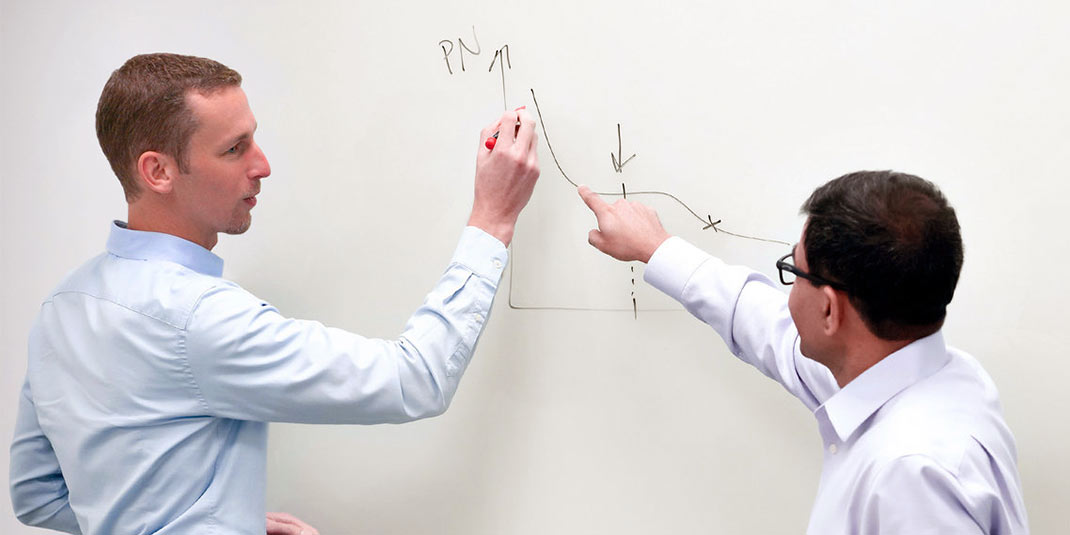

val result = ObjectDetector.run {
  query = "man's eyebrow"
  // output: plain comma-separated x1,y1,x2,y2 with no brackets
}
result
223,123,258,147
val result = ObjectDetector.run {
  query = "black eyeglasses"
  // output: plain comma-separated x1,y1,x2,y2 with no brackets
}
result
776,250,849,291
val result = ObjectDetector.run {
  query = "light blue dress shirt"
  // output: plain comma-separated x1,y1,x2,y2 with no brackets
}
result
645,237,1029,534
10,221,508,534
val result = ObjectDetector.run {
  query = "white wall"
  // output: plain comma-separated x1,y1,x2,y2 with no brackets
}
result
2,1,1067,533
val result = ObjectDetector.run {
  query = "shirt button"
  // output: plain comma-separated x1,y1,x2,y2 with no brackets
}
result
473,313,484,323
828,443,838,455
492,259,503,269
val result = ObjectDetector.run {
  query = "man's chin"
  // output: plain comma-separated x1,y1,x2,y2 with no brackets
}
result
224,218,252,236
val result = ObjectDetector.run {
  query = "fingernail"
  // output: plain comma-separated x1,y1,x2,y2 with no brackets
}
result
515,106,526,111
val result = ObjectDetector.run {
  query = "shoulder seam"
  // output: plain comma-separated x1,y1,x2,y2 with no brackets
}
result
878,452,966,484
178,284,225,414
48,290,187,330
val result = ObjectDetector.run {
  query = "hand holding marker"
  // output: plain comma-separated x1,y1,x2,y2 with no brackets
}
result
485,106,526,150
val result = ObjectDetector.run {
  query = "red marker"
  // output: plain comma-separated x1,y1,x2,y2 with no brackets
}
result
485,106,526,150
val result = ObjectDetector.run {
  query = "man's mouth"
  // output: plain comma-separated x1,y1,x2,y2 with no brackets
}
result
243,195,257,207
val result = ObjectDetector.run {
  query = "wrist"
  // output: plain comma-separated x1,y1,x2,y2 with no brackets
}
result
641,233,672,263
467,214,515,246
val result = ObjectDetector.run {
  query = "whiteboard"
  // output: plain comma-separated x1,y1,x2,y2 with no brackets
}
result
2,1,1068,533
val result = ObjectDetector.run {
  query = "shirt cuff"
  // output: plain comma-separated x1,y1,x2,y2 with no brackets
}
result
644,236,718,300
451,226,509,282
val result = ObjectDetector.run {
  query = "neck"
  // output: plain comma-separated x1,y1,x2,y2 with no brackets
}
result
128,202,217,250
828,335,914,387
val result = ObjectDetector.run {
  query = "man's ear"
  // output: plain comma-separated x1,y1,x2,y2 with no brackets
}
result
135,151,179,195
821,285,844,336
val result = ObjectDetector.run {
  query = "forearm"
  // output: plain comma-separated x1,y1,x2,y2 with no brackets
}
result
389,226,508,418
11,488,80,534
10,379,82,533
186,227,508,424
644,237,785,355
644,237,829,408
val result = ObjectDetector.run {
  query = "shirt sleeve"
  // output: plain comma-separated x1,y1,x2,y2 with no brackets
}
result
9,377,82,534
182,226,508,424
859,454,989,535
643,237,839,410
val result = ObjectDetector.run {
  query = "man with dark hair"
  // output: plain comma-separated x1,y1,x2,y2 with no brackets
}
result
10,53,540,534
800,171,963,341
578,171,1028,534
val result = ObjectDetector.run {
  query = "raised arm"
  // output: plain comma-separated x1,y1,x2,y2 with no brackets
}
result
576,187,837,409
183,110,539,424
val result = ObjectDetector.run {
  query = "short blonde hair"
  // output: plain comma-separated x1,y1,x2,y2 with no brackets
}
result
95,53,242,202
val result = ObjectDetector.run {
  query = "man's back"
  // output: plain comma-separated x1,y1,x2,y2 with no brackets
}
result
808,345,1028,534
18,226,266,534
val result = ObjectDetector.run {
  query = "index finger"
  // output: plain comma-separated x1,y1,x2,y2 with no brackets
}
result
514,109,536,150
578,185,610,216
496,109,520,145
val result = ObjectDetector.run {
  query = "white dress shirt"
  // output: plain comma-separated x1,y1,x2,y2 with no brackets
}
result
10,221,508,535
645,237,1029,534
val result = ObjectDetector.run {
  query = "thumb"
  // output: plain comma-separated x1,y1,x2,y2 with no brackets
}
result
588,228,607,252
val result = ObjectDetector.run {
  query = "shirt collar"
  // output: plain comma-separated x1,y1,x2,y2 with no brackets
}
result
106,221,224,277
820,331,950,442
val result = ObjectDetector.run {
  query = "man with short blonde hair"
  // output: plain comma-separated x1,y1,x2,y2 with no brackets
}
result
10,52,541,535
96,53,243,202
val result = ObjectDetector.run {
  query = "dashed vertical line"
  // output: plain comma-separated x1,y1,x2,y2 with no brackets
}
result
631,266,637,320
622,182,637,318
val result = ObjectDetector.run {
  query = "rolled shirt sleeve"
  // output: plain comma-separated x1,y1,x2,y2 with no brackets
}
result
183,226,508,424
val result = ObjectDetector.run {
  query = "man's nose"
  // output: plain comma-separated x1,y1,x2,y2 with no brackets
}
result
249,142,271,180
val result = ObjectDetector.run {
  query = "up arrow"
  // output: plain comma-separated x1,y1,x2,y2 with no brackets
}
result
489,45,510,110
